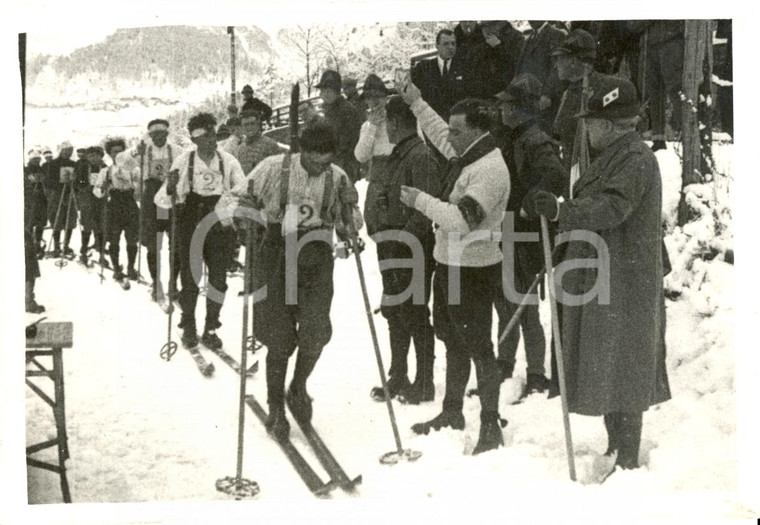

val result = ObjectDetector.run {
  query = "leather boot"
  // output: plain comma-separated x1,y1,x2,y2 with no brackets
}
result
616,412,643,470
472,410,505,455
287,349,321,423
266,352,290,441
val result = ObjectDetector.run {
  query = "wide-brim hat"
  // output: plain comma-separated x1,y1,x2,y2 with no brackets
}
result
315,70,342,91
360,74,393,99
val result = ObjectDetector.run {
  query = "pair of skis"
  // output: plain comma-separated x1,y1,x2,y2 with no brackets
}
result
246,394,361,497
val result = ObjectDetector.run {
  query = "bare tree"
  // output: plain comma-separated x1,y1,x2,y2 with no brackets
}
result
278,25,322,97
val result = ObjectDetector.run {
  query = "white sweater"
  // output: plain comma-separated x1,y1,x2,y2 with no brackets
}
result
410,98,510,267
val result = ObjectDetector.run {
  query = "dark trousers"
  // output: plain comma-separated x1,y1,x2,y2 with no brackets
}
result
433,263,501,415
177,193,234,332
377,238,436,385
647,38,684,141
107,190,139,270
494,252,546,376
255,227,334,357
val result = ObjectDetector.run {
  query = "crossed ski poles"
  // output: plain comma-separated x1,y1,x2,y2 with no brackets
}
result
46,179,80,268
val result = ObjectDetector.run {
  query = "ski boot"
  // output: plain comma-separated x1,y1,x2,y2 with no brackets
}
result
51,247,62,259
63,246,75,260
179,319,198,348
113,265,126,281
523,373,549,398
201,329,223,350
286,386,313,424
398,378,435,405
370,375,411,402
411,409,465,435
265,404,290,442
127,267,139,281
25,299,46,314
472,412,506,455
78,253,89,267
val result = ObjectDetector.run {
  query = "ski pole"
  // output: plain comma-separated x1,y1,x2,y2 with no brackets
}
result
160,191,179,362
497,269,545,346
46,186,66,259
99,181,111,283
341,202,421,465
56,182,75,269
540,215,576,481
217,179,261,499
137,144,145,279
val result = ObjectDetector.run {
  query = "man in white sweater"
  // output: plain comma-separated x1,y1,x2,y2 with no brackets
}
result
399,81,511,455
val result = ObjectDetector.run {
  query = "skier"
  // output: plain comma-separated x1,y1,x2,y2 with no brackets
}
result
217,121,364,441
493,73,566,395
124,119,184,301
523,76,671,477
43,141,78,258
154,112,245,350
356,87,442,404
398,82,511,454
74,146,107,266
93,138,139,284
24,148,48,258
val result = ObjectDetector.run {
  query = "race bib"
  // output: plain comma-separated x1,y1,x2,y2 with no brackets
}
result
89,171,99,186
59,166,74,183
193,166,224,195
282,194,320,234
150,158,170,181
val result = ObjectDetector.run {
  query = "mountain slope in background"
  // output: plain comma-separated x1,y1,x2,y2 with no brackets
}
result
27,26,276,104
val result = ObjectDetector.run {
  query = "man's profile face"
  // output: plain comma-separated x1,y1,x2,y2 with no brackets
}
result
319,87,339,105
436,34,456,61
446,114,480,156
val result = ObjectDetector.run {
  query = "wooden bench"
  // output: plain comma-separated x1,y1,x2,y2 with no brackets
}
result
26,322,73,503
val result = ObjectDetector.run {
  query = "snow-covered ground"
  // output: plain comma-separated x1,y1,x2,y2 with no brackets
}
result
4,141,758,524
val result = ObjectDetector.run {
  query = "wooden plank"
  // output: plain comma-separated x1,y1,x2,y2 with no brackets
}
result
26,322,73,349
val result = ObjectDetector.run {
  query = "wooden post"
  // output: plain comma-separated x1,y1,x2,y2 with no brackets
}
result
228,26,236,106
678,19,711,226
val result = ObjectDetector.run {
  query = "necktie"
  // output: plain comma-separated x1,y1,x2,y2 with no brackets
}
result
442,60,449,78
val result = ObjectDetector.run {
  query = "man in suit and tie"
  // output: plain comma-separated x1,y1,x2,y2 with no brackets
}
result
411,28,467,123
515,20,568,134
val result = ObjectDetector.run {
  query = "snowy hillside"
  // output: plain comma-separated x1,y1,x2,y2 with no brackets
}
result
15,141,757,523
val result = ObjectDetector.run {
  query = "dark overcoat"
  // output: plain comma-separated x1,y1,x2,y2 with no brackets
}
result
556,131,670,415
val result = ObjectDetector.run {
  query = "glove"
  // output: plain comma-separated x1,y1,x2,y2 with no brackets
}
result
136,141,147,157
166,169,179,195
521,190,560,221
399,185,421,208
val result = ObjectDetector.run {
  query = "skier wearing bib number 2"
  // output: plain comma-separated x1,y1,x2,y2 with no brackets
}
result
155,113,245,350
218,121,364,442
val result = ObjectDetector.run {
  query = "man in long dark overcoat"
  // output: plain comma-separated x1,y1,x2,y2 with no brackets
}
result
525,75,670,477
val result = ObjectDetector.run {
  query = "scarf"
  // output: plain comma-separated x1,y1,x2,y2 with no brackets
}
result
441,133,498,202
